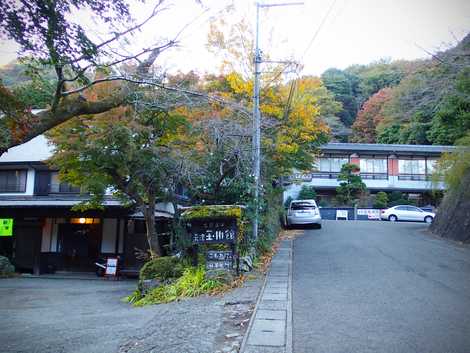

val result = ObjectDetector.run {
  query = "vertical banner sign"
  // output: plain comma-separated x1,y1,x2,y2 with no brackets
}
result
0,219,13,236
188,218,238,272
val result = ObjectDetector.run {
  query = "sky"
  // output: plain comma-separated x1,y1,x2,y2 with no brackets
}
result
0,0,469,77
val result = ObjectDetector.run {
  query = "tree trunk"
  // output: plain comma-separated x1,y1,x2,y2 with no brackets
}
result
143,197,162,257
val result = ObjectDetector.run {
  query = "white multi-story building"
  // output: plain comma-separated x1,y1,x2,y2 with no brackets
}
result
284,143,454,204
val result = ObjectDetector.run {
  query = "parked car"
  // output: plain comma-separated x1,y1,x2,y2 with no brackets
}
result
381,205,435,223
286,199,322,228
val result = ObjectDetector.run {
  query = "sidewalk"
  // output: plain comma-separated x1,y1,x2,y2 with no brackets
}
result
241,240,293,353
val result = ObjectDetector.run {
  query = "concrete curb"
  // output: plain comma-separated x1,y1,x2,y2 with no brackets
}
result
240,239,293,353
286,239,293,353
239,257,270,353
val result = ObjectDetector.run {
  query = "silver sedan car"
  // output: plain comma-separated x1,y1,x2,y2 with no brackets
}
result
381,205,435,223
286,199,322,228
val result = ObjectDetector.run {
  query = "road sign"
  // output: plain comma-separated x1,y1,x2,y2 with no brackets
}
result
0,219,13,236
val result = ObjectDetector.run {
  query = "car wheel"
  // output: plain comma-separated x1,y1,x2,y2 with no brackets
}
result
317,224,322,229
424,216,433,224
388,215,398,222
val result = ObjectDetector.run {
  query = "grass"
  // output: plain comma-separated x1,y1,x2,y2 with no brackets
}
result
127,266,243,306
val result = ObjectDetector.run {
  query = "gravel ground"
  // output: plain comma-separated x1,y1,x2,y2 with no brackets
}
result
0,274,263,353
293,220,470,353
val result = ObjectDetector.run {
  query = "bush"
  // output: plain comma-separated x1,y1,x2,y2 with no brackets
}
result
374,192,389,208
297,185,317,200
318,199,328,207
140,256,184,281
132,267,224,306
0,256,15,277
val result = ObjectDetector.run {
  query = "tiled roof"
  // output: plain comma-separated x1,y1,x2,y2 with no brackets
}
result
321,143,455,154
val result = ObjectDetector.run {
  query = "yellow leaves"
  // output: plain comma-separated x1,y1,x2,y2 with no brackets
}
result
226,72,252,96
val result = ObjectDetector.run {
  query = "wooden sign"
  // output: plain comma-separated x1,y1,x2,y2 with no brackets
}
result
189,218,237,244
207,250,233,261
105,258,118,276
206,250,234,271
206,260,233,270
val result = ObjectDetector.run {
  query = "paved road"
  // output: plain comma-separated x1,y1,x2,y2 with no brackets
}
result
0,276,261,353
293,220,470,353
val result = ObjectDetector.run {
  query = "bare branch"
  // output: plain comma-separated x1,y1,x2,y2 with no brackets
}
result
69,0,167,64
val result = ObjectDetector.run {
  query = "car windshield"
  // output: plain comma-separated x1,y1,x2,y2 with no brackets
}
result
291,203,316,210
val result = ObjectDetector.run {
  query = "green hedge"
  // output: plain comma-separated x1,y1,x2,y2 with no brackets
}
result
139,256,184,281
0,256,15,277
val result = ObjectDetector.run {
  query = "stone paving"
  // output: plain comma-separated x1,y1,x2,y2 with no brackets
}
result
242,240,292,353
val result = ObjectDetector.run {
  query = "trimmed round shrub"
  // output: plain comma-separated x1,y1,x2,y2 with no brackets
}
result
140,256,184,281
0,256,15,277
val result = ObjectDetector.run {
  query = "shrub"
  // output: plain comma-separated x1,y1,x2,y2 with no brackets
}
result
374,192,389,208
297,185,317,200
133,267,223,306
0,256,15,277
318,199,328,207
139,256,184,281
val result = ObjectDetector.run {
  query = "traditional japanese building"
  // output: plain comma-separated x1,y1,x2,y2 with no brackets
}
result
0,135,174,274
284,143,455,205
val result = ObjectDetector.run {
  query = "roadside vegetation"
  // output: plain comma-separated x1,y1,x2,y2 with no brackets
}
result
430,134,470,242
0,256,15,277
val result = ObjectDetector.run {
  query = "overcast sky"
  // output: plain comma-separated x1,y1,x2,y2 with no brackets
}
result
0,0,469,76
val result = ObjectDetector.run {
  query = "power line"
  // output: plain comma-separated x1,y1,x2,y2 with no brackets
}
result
300,0,338,62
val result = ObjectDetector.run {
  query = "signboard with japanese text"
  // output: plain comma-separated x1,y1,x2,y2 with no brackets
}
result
207,250,234,261
189,218,237,244
105,258,118,276
206,250,234,271
186,217,239,273
0,219,13,236
206,260,233,270
357,209,381,219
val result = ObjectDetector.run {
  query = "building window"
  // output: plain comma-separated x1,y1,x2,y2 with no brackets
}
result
426,159,437,174
0,170,27,192
399,159,426,175
50,172,81,193
359,158,388,179
398,159,427,180
360,158,387,173
317,157,349,172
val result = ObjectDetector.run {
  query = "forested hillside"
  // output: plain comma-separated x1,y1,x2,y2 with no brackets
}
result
321,33,470,145
321,34,470,242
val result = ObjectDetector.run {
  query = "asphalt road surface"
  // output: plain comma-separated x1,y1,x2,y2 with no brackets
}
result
293,220,470,353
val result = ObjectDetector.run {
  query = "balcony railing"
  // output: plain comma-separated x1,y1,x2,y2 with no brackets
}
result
360,173,388,180
398,174,431,181
311,172,340,179
48,183,81,194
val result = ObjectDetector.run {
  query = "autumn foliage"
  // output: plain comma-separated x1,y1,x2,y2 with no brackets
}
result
350,87,393,143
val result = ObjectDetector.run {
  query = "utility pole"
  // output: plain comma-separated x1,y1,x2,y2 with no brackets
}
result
252,2,303,241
